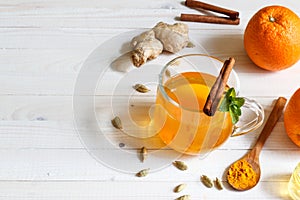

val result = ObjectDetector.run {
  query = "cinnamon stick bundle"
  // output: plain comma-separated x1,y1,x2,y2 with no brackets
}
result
180,14,240,25
181,0,240,25
185,0,239,19
203,57,235,116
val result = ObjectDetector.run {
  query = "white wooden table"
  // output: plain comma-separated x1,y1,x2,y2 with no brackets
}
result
1,0,300,199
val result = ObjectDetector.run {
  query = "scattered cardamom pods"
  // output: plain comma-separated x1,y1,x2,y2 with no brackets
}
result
133,84,150,93
215,177,223,190
136,168,150,177
175,194,191,200
174,183,187,193
173,161,188,171
140,146,147,162
111,116,122,129
201,175,213,188
186,41,195,48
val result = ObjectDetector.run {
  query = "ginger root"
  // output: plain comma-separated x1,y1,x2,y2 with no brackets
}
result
153,22,189,53
131,30,163,67
131,22,190,67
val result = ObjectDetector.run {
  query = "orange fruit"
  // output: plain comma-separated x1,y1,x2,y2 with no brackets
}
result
284,88,300,147
244,5,300,71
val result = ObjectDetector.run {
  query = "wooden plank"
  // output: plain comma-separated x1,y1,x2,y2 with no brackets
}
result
0,29,119,49
0,28,299,96
0,59,299,96
0,0,299,11
0,180,292,200
0,49,85,73
0,28,244,49
0,69,298,96
0,120,297,150
0,2,298,31
0,0,299,16
0,95,281,122
0,148,297,182
0,96,295,149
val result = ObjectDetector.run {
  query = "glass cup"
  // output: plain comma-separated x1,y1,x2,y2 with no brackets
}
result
152,54,264,155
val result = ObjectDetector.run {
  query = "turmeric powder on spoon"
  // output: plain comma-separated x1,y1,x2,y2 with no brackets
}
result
227,159,258,190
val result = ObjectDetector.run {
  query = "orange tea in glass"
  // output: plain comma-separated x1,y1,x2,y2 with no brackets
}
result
153,54,264,155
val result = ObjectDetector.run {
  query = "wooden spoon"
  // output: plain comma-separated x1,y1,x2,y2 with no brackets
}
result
227,97,287,191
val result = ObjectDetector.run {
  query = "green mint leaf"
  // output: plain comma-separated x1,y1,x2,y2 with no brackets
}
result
232,97,245,107
236,107,242,116
230,104,242,116
219,97,230,112
226,88,236,98
219,88,235,112
219,87,244,124
229,106,239,124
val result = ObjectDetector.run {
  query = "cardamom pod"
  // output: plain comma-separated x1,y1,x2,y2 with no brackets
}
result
186,41,195,48
111,116,122,129
136,168,149,177
175,195,191,200
133,84,150,93
215,177,223,190
174,183,187,193
140,146,147,162
173,161,188,171
201,175,213,188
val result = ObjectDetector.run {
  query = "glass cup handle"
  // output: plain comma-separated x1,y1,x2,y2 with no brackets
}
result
231,97,264,137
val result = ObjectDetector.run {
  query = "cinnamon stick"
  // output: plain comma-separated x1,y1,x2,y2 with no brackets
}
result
185,0,239,19
180,14,240,25
203,57,235,116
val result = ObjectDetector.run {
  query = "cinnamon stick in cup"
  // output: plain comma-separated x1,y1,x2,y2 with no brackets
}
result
180,14,240,25
203,57,235,116
185,0,239,19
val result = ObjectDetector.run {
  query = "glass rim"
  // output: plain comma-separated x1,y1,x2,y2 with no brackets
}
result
158,53,240,113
